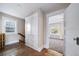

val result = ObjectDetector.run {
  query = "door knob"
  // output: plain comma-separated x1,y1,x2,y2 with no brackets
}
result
74,37,79,45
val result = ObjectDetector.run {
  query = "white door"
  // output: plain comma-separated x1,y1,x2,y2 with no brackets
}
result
65,4,79,56
25,13,39,49
25,16,32,47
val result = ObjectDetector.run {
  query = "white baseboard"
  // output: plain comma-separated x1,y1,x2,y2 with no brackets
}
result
5,40,19,45
25,43,44,52
37,47,44,52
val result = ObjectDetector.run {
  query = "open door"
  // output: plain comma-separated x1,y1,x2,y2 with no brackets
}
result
65,4,79,56
47,11,64,56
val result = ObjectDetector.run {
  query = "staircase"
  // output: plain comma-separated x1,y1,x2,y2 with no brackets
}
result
18,33,25,43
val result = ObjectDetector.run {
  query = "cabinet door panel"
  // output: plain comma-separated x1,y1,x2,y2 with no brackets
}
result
25,17,32,46
25,13,39,49
32,13,39,48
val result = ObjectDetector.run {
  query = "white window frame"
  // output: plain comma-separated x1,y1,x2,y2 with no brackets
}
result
4,20,17,34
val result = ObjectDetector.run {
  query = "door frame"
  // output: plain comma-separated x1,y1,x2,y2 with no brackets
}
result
45,9,65,55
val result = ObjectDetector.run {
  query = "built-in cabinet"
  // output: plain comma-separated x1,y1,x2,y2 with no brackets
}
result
25,11,44,52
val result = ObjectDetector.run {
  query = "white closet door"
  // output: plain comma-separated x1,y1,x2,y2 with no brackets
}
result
25,16,32,46
29,15,34,47
25,14,38,48
33,13,39,49
25,13,39,48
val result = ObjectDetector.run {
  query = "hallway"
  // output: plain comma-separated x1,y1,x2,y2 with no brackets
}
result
1,3,79,56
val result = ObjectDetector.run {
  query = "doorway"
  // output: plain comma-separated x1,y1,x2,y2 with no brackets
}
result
47,12,64,56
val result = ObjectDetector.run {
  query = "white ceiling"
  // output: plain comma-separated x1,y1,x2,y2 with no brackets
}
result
0,3,70,19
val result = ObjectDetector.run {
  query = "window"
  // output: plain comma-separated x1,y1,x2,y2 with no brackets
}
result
5,20,17,34
48,13,64,39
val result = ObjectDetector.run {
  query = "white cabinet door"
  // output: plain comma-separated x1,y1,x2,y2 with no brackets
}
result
29,13,39,49
25,12,43,51
25,16,32,47
25,13,39,48
29,15,34,47
32,13,39,49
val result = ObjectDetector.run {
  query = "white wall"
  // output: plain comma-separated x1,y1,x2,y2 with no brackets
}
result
1,13,25,45
65,4,79,56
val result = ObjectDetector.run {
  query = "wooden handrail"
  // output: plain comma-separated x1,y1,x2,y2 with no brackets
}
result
18,33,25,38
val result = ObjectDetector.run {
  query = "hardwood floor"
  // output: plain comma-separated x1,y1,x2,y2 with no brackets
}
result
16,43,48,56
0,42,48,56
0,42,63,56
